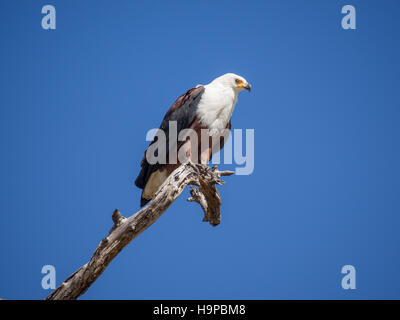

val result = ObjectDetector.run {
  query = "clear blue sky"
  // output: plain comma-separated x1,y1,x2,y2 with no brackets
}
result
1,0,399,299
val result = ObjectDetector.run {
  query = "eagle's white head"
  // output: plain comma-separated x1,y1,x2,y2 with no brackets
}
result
209,73,251,93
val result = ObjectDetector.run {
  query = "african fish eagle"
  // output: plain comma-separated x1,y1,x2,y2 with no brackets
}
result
135,73,251,206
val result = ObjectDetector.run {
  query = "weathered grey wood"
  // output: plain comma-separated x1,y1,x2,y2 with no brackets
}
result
46,162,233,300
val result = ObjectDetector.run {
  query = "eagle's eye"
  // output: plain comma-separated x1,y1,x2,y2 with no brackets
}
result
235,79,241,84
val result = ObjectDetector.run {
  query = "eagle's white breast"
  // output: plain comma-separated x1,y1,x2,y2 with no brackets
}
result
196,83,237,135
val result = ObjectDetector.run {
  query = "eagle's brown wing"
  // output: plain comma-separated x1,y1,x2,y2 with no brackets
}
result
134,86,205,206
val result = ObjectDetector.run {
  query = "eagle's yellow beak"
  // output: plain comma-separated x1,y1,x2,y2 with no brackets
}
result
237,80,251,92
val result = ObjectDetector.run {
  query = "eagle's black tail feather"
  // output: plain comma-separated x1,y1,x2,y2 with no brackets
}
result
134,164,147,189
140,196,151,207
135,157,155,207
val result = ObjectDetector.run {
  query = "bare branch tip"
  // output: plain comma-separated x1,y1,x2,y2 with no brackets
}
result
220,170,235,176
112,209,125,225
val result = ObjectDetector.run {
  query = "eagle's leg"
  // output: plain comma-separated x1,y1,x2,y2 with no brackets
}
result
175,139,191,164
200,151,210,166
199,139,213,166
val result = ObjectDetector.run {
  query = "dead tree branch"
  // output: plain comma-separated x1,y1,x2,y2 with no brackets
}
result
46,162,233,300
